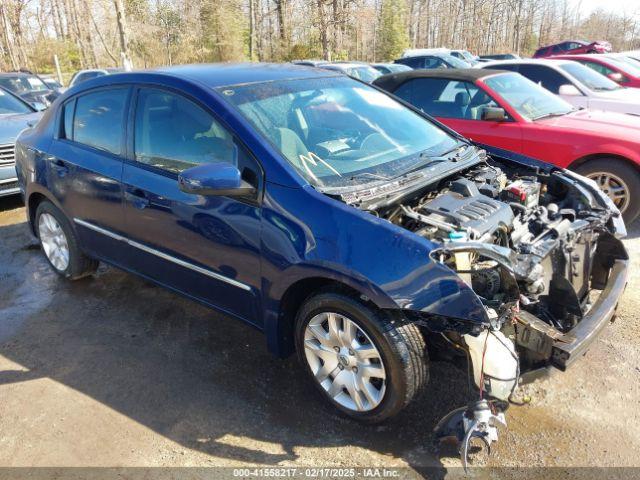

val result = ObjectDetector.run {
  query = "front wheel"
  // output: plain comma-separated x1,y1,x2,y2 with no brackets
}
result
295,291,428,423
574,158,640,224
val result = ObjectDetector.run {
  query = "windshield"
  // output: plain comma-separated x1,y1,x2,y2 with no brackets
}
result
443,55,471,68
219,76,460,188
0,76,48,94
560,62,621,91
345,66,382,83
484,72,574,120
389,64,412,73
607,56,640,76
0,88,32,115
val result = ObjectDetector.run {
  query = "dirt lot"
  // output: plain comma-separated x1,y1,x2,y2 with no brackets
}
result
1,194,639,477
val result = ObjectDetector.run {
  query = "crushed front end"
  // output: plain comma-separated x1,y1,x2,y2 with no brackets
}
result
344,147,628,466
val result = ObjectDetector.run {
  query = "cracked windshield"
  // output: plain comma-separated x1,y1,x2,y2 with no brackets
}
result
219,76,460,188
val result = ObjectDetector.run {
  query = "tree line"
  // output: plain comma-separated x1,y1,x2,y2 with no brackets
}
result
1,0,639,77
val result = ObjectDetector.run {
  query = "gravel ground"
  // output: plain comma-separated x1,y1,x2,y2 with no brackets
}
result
1,195,639,478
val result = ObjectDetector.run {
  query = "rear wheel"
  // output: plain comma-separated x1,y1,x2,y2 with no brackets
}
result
35,201,98,279
295,290,428,423
574,158,640,224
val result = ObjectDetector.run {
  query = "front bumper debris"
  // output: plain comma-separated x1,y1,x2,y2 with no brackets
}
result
551,258,628,369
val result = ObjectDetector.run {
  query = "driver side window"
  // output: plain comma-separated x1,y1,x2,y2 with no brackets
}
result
134,88,237,174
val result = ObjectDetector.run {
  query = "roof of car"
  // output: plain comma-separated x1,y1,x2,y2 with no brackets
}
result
373,68,507,90
479,58,575,68
152,62,339,88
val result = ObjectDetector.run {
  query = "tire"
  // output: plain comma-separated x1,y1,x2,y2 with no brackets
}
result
574,158,640,224
295,290,428,423
35,200,98,279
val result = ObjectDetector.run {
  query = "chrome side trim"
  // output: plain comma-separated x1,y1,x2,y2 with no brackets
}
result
74,218,252,292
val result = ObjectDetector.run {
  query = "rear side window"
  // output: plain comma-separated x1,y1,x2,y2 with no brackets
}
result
62,99,75,139
134,88,236,174
398,57,424,69
394,78,488,119
73,88,128,154
517,65,567,94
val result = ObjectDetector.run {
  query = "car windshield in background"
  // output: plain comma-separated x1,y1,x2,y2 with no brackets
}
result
219,76,460,188
484,72,574,121
443,55,471,68
0,76,48,94
0,89,32,115
345,66,382,82
560,62,621,91
607,56,640,77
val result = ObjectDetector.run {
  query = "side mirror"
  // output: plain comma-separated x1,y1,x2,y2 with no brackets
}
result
558,84,581,96
481,107,507,121
31,101,47,111
607,72,625,83
178,163,255,197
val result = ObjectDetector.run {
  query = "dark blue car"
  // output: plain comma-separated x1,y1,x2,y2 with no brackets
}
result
15,64,628,430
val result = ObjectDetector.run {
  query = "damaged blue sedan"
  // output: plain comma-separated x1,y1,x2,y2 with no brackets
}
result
14,64,628,462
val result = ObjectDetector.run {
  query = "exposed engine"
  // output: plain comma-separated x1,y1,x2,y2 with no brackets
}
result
378,162,602,327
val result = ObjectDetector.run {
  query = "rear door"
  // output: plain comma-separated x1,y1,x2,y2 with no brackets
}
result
392,77,523,152
47,86,131,264
119,86,263,325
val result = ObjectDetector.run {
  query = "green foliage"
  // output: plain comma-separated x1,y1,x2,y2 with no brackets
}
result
376,0,410,61
199,0,247,62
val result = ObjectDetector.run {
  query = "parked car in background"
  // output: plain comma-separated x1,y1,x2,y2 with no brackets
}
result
40,76,63,90
370,63,412,75
375,68,640,222
395,48,471,69
478,53,520,61
449,49,479,65
619,50,640,64
0,72,53,109
0,86,42,197
291,60,330,67
533,40,612,58
479,59,640,115
318,62,382,82
14,65,628,451
550,54,640,88
68,68,124,88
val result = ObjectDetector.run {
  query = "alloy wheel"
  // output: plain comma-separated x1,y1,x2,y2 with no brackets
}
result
586,171,630,213
303,312,386,412
38,213,70,271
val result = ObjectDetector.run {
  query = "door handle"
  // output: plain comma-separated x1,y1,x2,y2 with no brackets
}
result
125,188,150,209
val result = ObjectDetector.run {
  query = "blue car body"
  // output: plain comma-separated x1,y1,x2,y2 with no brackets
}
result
14,63,626,364
14,64,491,356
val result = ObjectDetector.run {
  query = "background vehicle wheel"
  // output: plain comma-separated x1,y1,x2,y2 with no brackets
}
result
574,159,640,224
35,201,98,279
295,290,428,423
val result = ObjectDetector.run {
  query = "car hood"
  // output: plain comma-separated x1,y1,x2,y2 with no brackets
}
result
0,112,42,144
535,108,640,138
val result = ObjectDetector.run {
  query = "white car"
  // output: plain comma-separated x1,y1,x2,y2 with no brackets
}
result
68,68,124,88
479,58,640,115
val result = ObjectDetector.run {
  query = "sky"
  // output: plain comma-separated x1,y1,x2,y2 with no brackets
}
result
574,0,640,16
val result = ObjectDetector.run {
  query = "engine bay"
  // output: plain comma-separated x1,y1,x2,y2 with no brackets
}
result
351,153,619,374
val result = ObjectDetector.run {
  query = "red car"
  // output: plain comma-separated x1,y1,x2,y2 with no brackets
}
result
533,40,612,58
550,54,640,88
374,68,640,223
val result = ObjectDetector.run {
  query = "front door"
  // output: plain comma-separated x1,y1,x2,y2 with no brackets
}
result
120,87,263,325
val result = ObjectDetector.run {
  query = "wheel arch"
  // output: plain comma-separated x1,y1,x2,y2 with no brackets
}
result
27,190,55,236
268,276,382,358
568,153,640,173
